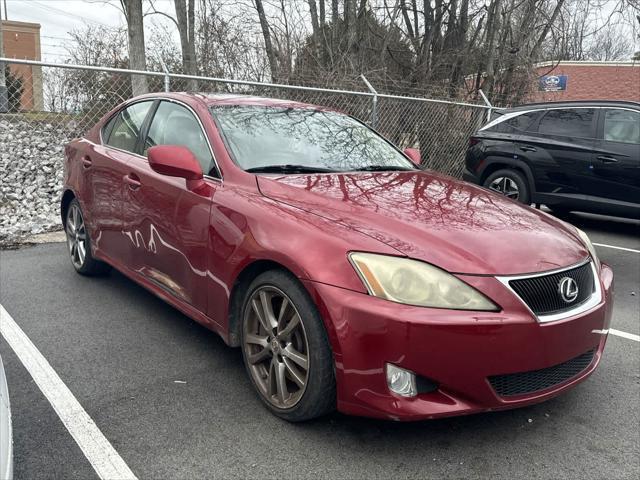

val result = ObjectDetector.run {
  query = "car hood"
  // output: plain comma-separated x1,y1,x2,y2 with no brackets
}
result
257,171,589,276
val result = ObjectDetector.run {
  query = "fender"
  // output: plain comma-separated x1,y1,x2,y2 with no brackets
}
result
60,187,103,257
60,187,78,225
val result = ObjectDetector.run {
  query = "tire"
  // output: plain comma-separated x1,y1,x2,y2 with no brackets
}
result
240,269,336,422
64,199,111,276
483,169,531,204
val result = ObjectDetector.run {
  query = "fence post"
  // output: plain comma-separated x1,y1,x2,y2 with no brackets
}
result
360,74,378,128
478,89,492,123
0,19,7,113
160,59,170,92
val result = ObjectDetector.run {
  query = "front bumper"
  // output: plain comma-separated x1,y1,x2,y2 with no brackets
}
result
304,263,613,421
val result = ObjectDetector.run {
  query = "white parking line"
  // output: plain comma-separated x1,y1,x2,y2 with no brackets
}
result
609,329,640,342
0,304,138,480
593,243,640,254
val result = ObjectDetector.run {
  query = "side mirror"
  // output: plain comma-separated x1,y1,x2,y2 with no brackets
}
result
148,145,203,185
404,148,422,167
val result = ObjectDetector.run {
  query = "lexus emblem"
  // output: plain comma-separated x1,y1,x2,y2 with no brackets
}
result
558,277,579,303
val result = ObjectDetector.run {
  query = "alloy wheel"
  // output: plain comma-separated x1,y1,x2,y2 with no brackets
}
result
489,176,520,199
243,286,310,409
66,203,87,269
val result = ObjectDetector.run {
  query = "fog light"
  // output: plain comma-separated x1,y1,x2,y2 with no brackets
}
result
386,363,417,397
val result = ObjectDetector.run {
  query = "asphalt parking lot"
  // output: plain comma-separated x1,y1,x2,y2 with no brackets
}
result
0,211,638,480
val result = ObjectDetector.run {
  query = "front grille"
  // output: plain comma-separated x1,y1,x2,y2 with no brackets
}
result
509,262,594,316
488,349,595,397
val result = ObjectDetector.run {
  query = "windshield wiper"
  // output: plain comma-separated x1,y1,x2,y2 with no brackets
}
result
354,165,418,172
245,164,337,174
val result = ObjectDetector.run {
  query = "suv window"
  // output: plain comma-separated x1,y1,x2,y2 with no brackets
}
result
603,109,640,144
144,101,215,175
538,108,595,138
486,111,540,133
104,101,153,153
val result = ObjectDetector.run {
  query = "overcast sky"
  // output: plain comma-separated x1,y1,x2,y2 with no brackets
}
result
3,0,177,61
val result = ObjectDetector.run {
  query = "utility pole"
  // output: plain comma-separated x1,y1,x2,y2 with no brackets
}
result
0,15,8,113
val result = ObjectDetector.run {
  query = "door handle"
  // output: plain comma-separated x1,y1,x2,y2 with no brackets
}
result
123,173,141,189
597,155,618,163
519,145,537,152
81,156,92,168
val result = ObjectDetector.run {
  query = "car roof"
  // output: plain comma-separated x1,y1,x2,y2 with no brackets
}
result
504,100,640,113
146,92,333,111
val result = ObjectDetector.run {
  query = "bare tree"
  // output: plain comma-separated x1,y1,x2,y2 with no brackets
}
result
332,0,339,46
483,0,503,96
586,24,635,60
52,25,132,124
344,0,356,50
65,25,129,67
120,0,148,95
197,0,270,82
56,0,634,106
319,0,326,26
530,0,567,61
254,0,280,80
173,0,198,89
544,0,636,61
146,22,183,72
308,0,320,38
147,0,198,88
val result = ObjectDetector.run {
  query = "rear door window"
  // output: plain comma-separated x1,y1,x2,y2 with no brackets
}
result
104,101,153,153
482,111,541,133
493,111,540,133
538,108,595,138
603,109,640,144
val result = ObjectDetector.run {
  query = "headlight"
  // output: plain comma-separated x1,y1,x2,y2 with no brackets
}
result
349,252,499,311
575,228,600,271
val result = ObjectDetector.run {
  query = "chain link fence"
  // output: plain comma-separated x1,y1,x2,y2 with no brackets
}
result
0,57,494,244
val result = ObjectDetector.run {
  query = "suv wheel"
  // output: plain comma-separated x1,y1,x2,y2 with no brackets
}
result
483,169,530,204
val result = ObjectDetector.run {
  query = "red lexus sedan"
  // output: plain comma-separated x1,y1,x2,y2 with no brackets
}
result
61,93,613,422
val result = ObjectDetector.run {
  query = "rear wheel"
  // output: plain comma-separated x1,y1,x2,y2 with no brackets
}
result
241,270,335,422
64,199,110,276
483,169,531,204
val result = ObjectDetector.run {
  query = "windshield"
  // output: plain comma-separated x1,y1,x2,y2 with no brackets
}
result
211,106,416,173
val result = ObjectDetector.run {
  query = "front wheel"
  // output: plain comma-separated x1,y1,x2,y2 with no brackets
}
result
240,270,335,422
483,169,531,204
64,199,110,276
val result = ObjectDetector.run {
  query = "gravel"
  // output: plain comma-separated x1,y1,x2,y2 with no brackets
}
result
0,119,76,246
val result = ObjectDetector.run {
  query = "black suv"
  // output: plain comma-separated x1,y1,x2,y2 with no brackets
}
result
463,100,639,218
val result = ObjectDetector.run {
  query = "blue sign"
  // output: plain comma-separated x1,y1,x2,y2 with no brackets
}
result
539,75,568,92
